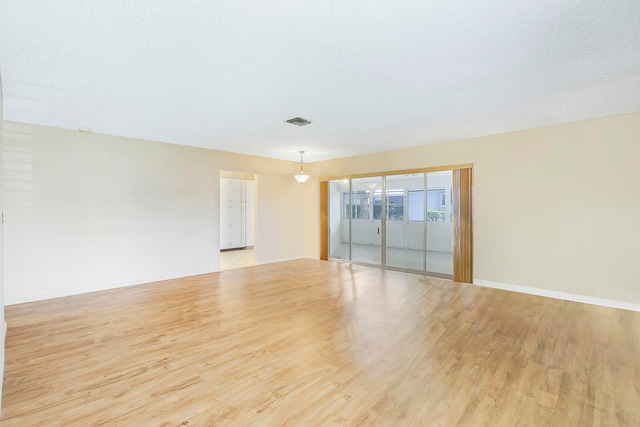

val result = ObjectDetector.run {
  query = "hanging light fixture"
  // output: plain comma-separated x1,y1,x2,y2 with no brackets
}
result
294,151,310,183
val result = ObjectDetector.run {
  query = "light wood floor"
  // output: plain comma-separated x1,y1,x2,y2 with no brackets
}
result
2,259,639,426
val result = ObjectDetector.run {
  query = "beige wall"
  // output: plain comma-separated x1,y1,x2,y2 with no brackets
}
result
2,122,304,304
3,113,639,306
307,113,640,304
220,170,255,180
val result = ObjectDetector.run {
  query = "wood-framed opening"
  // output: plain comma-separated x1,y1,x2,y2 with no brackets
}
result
319,165,473,283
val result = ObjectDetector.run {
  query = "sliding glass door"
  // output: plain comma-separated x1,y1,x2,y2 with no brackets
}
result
382,172,453,276
349,177,382,266
425,171,453,276
385,173,425,271
327,167,467,280
328,180,349,261
327,176,382,266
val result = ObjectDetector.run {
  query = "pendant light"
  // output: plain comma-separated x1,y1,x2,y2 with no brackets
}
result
294,151,310,183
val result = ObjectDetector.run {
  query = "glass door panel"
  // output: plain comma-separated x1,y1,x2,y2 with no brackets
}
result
327,169,462,280
350,177,382,265
328,180,350,260
385,173,425,271
329,179,350,260
425,171,453,275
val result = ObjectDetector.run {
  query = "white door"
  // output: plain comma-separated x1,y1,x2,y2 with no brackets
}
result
220,178,255,249
245,181,255,246
228,203,244,248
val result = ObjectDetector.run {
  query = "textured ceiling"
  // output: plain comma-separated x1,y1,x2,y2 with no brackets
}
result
1,1,639,162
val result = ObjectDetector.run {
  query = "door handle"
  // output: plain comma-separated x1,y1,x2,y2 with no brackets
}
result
377,227,380,235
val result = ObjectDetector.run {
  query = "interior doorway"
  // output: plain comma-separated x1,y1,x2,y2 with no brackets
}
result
220,171,257,270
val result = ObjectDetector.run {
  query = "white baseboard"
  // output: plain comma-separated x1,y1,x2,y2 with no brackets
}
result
473,279,640,312
0,321,5,410
5,260,321,305
255,257,314,266
4,272,212,306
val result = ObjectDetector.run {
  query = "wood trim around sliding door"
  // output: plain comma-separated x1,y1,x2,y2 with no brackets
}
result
453,168,473,283
319,167,473,281
320,181,329,260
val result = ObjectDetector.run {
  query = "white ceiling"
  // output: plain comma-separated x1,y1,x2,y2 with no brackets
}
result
1,1,639,162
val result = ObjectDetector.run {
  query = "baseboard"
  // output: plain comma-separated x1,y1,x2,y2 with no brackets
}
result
0,321,6,410
255,257,314,266
4,272,213,306
473,279,640,312
5,260,320,305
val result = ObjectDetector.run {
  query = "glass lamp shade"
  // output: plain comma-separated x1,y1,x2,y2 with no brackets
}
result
294,173,310,183
294,151,309,183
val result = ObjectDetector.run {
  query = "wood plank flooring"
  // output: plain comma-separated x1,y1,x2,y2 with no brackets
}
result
2,259,639,426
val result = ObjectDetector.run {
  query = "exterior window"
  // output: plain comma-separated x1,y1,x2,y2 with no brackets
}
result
343,191,370,219
427,188,446,222
343,192,349,219
407,189,424,221
373,191,382,220
386,190,404,221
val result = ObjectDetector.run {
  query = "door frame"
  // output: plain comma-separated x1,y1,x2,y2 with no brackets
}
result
319,164,473,283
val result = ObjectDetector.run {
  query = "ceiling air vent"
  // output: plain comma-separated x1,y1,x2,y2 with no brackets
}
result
285,117,312,126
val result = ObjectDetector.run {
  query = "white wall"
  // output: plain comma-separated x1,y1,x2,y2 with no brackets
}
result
0,68,6,409
308,113,640,305
2,122,305,304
